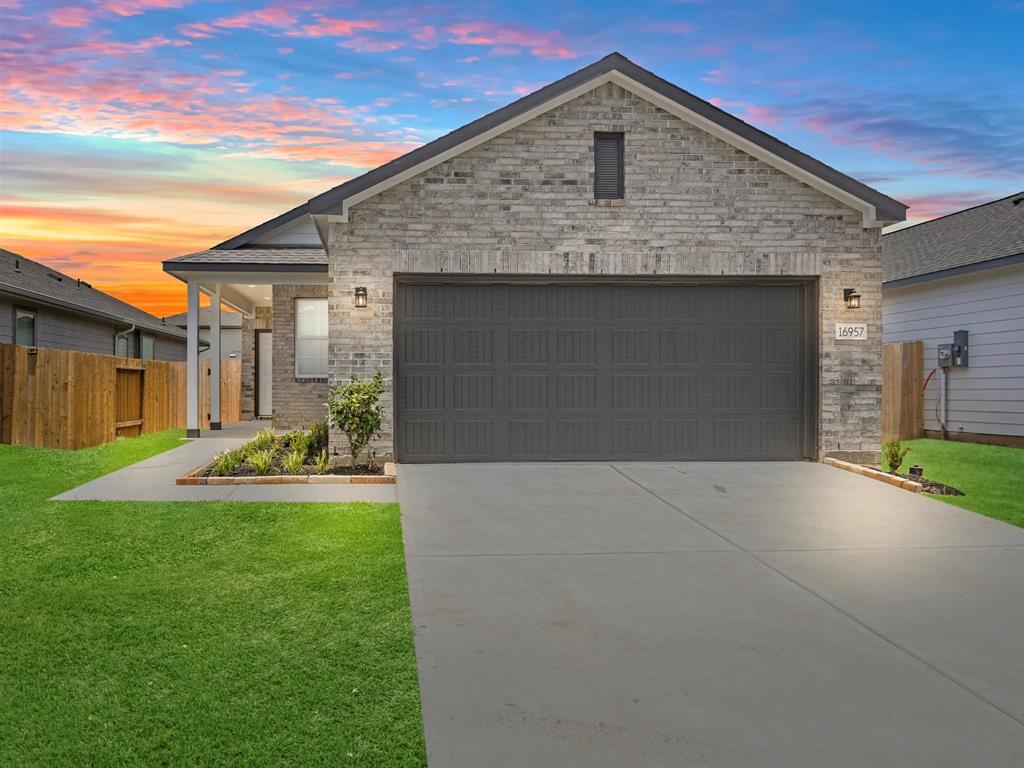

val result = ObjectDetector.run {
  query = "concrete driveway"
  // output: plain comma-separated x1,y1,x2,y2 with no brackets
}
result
397,461,1024,767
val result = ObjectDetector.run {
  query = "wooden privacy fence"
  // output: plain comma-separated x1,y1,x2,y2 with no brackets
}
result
0,344,241,449
881,340,924,442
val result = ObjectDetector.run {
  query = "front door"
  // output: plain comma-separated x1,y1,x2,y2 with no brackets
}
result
256,330,273,418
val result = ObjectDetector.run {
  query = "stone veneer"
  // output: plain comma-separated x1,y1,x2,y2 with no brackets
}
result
325,82,883,463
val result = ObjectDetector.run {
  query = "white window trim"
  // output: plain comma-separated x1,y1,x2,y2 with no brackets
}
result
294,297,328,379
14,307,36,346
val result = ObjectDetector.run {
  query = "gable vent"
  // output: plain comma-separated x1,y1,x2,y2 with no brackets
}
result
594,131,624,200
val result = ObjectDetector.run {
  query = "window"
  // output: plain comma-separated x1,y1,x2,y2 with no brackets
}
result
115,333,130,357
594,131,624,199
295,298,328,378
141,334,155,361
15,308,36,345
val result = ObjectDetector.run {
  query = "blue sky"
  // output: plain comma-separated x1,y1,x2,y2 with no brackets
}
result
2,0,1022,312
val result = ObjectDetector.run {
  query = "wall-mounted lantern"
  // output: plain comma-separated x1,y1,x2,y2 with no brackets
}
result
843,288,861,309
354,286,368,308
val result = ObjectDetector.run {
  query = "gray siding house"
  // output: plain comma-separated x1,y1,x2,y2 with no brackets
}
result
164,53,906,460
882,193,1024,446
163,308,243,359
1,248,187,360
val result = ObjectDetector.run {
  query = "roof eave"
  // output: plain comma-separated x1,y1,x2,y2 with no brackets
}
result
0,282,187,339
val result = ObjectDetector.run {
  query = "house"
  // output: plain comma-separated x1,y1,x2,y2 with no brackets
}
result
2,248,187,360
163,52,906,461
163,308,243,359
882,192,1024,446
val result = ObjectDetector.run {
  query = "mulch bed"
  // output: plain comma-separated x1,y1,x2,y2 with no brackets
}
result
869,467,965,496
203,463,384,478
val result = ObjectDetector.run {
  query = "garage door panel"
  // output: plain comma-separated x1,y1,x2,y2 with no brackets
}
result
396,281,810,461
451,374,493,410
555,330,597,365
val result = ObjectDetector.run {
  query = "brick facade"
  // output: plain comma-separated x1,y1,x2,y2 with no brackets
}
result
239,287,329,430
325,82,883,462
240,305,272,420
271,284,330,430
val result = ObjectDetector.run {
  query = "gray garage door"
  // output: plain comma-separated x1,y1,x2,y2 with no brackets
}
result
395,281,813,462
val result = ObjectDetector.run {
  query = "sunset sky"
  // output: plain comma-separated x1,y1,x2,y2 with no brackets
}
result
2,0,1022,315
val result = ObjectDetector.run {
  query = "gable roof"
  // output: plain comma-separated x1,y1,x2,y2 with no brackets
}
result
0,248,185,339
882,192,1024,286
163,307,244,329
210,51,906,252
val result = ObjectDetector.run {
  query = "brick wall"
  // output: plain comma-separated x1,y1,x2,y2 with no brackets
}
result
272,284,329,430
326,81,883,462
240,305,272,420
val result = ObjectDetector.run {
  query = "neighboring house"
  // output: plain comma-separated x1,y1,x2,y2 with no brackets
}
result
1,248,187,360
163,308,243,359
882,192,1024,446
164,52,906,460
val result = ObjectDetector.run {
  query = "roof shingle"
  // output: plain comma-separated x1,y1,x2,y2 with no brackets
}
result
1,249,185,338
882,193,1024,283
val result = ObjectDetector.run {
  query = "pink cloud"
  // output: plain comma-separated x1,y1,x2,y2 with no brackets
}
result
335,72,355,80
899,192,1000,221
100,0,191,16
48,6,91,27
302,16,381,37
446,21,579,60
215,5,297,30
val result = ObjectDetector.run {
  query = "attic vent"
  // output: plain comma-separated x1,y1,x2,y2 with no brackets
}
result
47,272,63,282
1013,197,1023,206
14,259,20,271
594,132,624,200
77,278,92,288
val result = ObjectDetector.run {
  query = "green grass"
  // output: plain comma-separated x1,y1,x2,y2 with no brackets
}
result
0,431,425,767
898,439,1024,529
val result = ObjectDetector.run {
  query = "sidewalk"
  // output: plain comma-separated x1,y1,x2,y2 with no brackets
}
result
51,421,396,503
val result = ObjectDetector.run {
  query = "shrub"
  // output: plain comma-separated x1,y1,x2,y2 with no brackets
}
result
882,439,911,473
326,372,385,466
250,427,277,451
210,448,244,476
282,448,306,475
309,420,329,455
313,448,330,475
247,448,275,476
282,429,309,458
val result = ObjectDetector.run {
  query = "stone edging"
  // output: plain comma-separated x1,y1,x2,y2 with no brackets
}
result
823,457,922,493
176,462,396,486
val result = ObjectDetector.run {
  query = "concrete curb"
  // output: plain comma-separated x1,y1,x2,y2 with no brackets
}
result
823,457,922,493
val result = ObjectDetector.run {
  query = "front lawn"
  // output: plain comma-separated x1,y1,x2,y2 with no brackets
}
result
898,439,1024,529
0,431,425,767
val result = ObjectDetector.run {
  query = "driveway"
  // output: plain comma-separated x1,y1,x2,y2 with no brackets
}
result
398,461,1024,767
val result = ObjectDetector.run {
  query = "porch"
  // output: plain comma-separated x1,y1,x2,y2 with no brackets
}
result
162,248,328,437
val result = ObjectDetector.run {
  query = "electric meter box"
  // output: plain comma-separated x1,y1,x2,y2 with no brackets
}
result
952,329,969,367
938,344,953,368
938,330,969,369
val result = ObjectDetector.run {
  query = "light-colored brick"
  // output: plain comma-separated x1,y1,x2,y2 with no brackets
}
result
325,82,883,461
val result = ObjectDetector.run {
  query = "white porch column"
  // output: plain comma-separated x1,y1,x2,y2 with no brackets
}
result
186,279,201,438
210,285,222,430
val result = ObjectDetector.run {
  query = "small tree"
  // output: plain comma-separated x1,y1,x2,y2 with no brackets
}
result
881,439,911,473
327,371,385,466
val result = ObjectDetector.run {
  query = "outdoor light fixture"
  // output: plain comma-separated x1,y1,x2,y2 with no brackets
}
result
354,286,368,308
843,288,862,309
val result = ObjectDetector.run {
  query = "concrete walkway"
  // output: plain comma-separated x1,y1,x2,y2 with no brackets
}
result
52,421,395,503
398,461,1024,767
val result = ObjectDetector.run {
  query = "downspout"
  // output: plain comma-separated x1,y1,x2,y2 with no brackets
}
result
115,324,135,356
